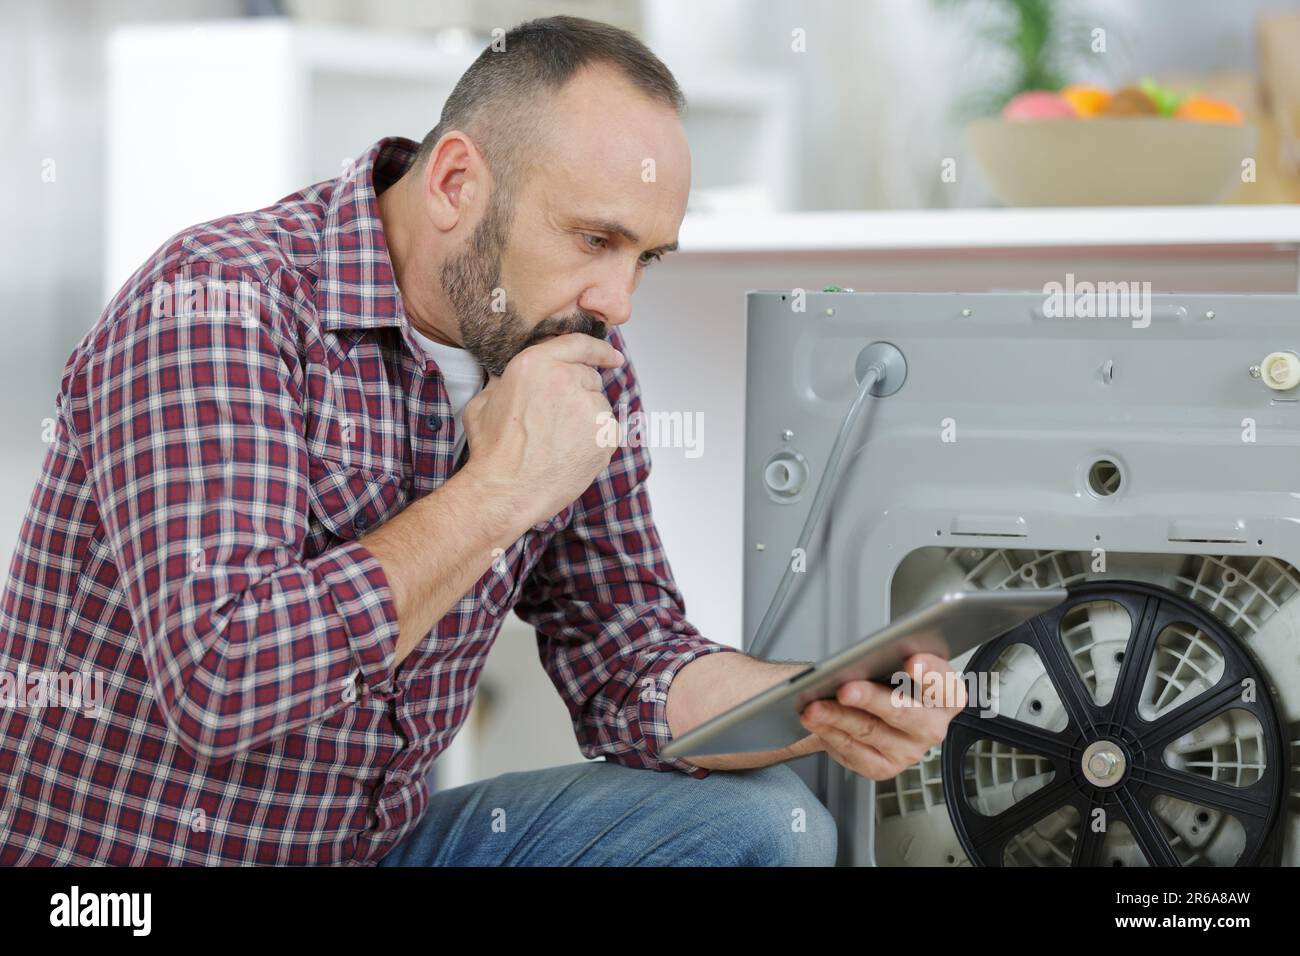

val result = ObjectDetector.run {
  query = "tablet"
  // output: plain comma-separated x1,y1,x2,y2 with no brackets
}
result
660,588,1067,759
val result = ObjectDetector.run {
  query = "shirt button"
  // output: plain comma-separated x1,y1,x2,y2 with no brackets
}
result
425,414,442,431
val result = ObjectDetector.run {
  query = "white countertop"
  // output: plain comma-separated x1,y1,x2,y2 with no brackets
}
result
679,205,1300,253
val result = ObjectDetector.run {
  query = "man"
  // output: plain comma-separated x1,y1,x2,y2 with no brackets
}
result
0,15,962,866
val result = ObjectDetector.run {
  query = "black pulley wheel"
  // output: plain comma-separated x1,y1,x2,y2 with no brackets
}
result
942,580,1287,866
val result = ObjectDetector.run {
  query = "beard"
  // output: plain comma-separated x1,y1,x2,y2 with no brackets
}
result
440,193,607,378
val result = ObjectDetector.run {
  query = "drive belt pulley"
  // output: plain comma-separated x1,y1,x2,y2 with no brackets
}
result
941,580,1287,866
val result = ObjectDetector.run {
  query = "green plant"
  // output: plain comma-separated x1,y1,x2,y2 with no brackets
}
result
935,0,1105,117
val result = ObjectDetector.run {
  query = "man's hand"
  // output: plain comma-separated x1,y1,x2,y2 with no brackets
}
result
364,331,624,665
796,653,966,781
461,332,625,527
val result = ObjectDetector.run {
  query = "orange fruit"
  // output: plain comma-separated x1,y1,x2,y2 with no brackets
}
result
1060,85,1111,117
1175,96,1242,124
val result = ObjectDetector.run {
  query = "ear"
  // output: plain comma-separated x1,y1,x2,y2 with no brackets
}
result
420,131,487,232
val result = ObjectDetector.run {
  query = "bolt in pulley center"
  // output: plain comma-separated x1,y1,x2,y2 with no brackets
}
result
1081,739,1127,787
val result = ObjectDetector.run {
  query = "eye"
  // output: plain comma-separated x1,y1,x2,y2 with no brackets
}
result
581,233,607,250
638,251,663,268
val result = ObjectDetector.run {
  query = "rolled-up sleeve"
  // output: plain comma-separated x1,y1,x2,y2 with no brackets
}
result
513,330,739,778
64,260,400,764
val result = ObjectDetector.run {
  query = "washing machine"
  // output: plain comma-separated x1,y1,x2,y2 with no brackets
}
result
742,290,1299,867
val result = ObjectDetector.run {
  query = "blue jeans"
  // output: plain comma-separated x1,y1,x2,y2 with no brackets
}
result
377,759,838,866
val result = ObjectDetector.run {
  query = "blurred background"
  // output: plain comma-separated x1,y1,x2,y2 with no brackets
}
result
4,0,1300,789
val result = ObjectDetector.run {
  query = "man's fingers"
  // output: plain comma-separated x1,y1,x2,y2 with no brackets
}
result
531,331,624,369
800,715,905,781
801,699,911,754
802,699,937,780
843,678,951,744
574,364,605,392
899,653,969,712
800,654,967,782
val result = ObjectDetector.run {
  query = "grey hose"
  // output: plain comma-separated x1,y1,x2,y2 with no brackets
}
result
748,363,883,660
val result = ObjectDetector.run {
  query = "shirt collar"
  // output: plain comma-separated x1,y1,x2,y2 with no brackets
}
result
316,136,420,333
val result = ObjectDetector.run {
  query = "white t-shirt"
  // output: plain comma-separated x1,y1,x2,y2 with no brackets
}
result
407,324,486,463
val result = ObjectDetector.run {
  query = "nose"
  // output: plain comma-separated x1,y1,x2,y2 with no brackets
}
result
579,270,635,328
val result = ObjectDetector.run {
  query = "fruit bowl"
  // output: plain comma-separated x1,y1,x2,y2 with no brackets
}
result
966,116,1257,206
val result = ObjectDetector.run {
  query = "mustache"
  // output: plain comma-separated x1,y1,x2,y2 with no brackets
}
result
521,312,607,349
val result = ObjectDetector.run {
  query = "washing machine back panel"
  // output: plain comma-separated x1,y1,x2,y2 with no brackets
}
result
742,291,1300,663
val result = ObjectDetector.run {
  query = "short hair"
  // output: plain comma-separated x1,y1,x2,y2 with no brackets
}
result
416,15,686,209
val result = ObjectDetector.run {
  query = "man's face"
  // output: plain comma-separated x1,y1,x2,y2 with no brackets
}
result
442,66,691,377
438,183,601,378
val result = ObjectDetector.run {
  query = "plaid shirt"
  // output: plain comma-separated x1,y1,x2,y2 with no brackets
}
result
0,136,737,866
